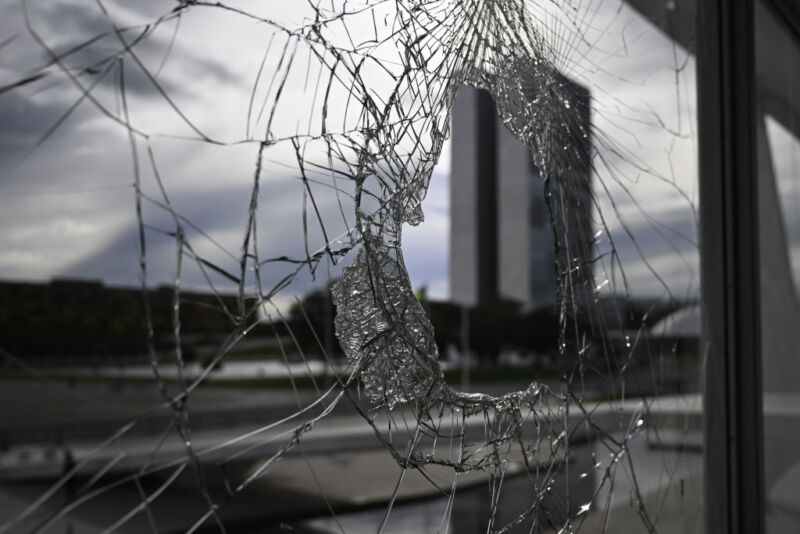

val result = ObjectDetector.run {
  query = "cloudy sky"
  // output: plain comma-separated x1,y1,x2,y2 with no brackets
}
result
0,0,701,306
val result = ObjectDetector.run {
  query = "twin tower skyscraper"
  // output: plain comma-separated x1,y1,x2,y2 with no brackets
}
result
449,76,593,310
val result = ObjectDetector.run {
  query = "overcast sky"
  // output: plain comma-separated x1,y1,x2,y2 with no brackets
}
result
0,0,701,305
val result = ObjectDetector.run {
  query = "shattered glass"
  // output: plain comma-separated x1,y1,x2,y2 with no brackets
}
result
0,0,702,532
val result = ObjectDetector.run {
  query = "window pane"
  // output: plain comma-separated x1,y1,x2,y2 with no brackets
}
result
0,2,703,532
756,1,800,532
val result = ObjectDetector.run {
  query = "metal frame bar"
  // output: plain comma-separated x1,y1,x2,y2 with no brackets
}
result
698,1,765,533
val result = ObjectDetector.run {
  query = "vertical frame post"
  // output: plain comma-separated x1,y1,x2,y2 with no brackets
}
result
698,1,765,533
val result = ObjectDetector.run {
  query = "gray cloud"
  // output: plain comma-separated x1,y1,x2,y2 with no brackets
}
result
0,0,702,305
0,1,245,106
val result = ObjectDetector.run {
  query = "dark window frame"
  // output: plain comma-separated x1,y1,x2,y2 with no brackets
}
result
699,1,800,532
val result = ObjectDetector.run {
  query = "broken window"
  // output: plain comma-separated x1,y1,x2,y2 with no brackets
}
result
0,1,704,532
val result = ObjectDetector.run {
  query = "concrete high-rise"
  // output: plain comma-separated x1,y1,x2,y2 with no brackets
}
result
449,77,593,309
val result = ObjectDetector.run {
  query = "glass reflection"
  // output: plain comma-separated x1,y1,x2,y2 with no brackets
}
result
756,1,800,532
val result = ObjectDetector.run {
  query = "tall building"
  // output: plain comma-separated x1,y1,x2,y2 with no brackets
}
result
449,76,593,309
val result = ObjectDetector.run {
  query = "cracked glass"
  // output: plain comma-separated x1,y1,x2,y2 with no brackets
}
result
0,1,703,533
